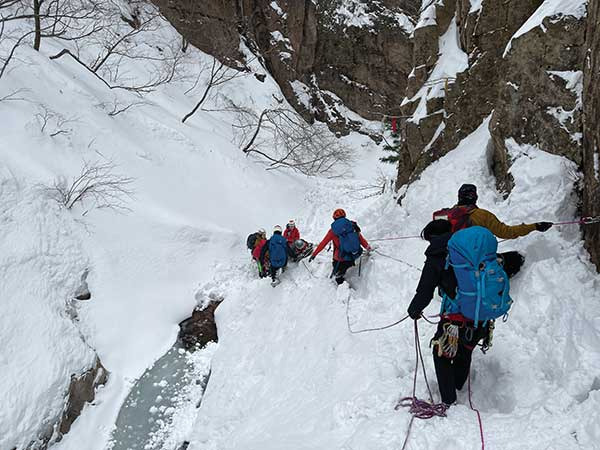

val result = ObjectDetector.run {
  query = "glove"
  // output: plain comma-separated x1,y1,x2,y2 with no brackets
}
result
536,222,553,232
408,308,422,320
308,255,315,263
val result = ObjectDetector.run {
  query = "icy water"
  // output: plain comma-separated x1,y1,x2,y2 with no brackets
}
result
108,342,215,450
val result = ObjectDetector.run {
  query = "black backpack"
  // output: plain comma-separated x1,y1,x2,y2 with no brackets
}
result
246,233,258,250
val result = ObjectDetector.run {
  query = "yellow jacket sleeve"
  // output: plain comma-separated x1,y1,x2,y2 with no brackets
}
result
470,208,537,239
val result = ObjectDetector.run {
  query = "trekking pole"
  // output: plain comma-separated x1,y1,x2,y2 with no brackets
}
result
358,256,362,277
301,260,315,278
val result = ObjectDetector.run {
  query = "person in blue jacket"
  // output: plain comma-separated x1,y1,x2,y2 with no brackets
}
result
260,225,294,284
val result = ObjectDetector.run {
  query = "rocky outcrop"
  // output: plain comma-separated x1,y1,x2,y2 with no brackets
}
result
396,0,549,189
490,9,586,192
153,0,416,133
178,299,221,350
57,358,108,438
395,0,589,210
32,358,108,449
583,0,600,269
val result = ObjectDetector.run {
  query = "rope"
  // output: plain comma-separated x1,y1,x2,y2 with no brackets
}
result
345,294,410,334
373,250,422,272
468,370,485,450
370,235,421,242
555,216,600,225
397,321,448,450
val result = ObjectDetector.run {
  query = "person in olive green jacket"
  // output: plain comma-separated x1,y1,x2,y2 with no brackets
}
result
455,184,553,238
433,184,553,277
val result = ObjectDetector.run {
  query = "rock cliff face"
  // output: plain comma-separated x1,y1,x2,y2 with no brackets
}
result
155,0,598,268
153,0,417,133
583,0,600,269
396,0,596,267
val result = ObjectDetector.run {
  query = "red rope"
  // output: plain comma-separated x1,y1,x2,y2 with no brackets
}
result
397,321,448,449
468,369,485,450
370,235,421,242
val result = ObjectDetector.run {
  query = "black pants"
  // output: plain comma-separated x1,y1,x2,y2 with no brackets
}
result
270,264,286,281
332,260,354,285
432,319,490,405
498,251,524,278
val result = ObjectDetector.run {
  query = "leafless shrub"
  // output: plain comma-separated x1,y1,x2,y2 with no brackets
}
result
95,97,149,116
344,169,392,200
35,104,77,136
46,160,134,212
230,102,353,177
0,87,28,102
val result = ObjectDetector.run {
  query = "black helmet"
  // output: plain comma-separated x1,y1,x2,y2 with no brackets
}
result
458,184,478,205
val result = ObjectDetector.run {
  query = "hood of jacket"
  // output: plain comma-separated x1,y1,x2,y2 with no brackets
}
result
424,232,452,257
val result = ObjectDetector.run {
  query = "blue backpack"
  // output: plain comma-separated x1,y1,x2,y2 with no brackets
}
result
331,217,363,261
441,226,512,324
269,234,288,268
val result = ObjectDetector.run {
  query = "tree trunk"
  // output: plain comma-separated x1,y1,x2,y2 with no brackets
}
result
33,0,42,51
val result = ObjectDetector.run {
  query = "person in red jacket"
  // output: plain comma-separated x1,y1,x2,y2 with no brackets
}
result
283,219,300,244
309,208,371,285
252,231,268,278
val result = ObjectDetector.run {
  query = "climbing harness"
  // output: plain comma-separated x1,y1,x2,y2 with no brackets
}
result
396,321,448,450
480,320,495,354
431,322,459,358
373,249,422,272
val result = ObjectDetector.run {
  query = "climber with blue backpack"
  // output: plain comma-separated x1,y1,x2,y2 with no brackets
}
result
260,225,295,286
407,219,512,406
309,208,372,285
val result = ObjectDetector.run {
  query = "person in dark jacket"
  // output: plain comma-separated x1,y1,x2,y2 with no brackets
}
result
407,219,490,406
260,225,294,284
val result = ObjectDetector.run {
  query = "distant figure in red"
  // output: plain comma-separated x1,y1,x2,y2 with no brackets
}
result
284,219,300,244
309,209,371,285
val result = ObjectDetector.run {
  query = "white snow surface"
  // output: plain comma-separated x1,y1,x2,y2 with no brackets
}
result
183,119,600,449
1,4,600,450
0,176,96,449
469,0,484,14
0,9,374,448
406,16,468,123
504,0,588,56
415,1,438,30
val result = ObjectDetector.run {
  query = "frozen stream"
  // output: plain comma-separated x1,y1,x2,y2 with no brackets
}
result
107,342,216,450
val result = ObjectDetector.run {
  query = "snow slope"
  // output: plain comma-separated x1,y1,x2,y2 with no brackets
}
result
0,8,381,448
187,118,600,450
1,3,599,450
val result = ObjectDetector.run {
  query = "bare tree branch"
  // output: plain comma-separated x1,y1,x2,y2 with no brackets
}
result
44,160,134,213
230,103,353,177
181,58,245,123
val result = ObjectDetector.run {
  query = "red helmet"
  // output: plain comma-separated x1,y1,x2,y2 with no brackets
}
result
332,208,346,219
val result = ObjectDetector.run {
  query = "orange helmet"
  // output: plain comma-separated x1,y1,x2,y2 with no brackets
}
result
332,208,346,219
